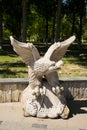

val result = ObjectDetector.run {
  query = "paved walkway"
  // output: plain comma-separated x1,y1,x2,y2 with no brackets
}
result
0,99,87,130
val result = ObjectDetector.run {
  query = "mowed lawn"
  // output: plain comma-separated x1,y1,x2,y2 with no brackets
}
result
0,51,87,78
0,54,28,78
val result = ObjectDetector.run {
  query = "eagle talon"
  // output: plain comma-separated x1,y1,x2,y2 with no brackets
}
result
52,86,64,98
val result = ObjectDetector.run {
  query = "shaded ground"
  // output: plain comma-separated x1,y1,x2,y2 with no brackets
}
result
67,99,87,118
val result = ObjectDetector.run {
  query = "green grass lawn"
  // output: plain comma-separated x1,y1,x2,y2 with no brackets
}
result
0,50,87,78
59,57,87,77
0,54,28,78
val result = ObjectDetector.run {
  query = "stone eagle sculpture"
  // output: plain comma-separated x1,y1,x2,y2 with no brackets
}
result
10,36,75,119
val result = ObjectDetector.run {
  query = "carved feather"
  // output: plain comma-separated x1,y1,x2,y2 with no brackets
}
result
10,36,40,65
44,36,76,62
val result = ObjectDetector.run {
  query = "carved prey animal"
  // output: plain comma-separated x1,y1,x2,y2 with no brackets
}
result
10,36,75,119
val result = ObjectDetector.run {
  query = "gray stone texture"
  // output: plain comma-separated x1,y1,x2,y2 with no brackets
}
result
0,78,87,103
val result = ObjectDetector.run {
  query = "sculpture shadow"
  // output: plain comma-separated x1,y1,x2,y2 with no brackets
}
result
67,99,87,118
44,96,53,108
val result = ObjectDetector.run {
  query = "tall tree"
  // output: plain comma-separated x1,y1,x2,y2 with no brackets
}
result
0,0,3,48
51,0,57,43
65,0,86,44
22,0,27,42
77,0,85,44
71,0,75,35
33,0,55,44
56,0,61,42
51,14,56,43
2,0,22,40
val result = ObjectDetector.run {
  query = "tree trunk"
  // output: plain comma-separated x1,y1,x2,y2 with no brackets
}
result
52,15,56,43
55,0,61,42
78,15,83,44
71,12,75,36
45,17,48,46
0,0,3,49
71,2,75,36
22,0,27,42
16,22,21,40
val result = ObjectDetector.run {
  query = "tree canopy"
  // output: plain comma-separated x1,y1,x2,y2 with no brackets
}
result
0,0,87,47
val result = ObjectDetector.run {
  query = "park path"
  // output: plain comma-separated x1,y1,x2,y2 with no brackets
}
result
0,101,87,130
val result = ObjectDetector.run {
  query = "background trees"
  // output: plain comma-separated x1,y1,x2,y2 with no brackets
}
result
0,0,3,48
0,0,87,48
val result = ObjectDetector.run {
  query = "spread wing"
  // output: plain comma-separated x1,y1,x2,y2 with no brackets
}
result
10,36,40,65
44,36,76,62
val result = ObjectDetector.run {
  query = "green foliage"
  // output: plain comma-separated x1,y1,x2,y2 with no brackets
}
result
0,0,87,43
61,15,72,39
27,5,46,42
3,29,12,40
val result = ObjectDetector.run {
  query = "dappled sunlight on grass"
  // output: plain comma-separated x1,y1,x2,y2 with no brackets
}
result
58,56,87,77
59,63,87,77
0,54,28,78
0,49,87,78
